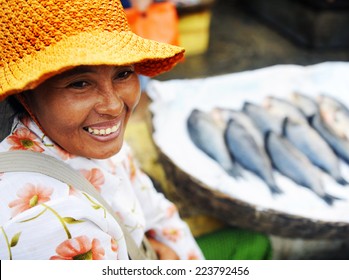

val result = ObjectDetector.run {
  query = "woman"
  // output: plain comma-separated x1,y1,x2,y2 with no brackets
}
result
0,0,204,260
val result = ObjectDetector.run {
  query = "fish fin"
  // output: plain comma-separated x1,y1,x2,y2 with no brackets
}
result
281,117,288,137
264,130,273,155
306,114,316,125
242,101,252,112
308,114,316,127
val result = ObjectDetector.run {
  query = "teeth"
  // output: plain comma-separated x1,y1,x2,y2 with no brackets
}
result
86,123,120,136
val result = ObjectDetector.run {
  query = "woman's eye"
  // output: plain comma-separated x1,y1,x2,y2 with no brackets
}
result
116,70,134,79
68,81,89,89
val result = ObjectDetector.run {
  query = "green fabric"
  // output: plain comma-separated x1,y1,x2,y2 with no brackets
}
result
195,227,272,260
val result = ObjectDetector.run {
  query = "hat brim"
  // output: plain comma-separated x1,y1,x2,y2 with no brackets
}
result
0,30,184,100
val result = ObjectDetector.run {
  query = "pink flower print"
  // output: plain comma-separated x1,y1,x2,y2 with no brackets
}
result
162,227,182,242
166,204,178,218
8,183,53,217
80,168,105,192
107,159,117,175
127,155,137,181
20,115,31,127
146,229,157,239
68,185,79,196
188,250,201,260
114,211,124,223
50,236,105,260
111,238,118,253
54,144,75,160
7,127,44,152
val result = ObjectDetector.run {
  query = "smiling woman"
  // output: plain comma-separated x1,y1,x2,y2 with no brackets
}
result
0,0,203,260
25,65,140,159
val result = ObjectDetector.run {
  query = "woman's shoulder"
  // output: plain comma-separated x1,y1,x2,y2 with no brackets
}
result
0,171,71,225
0,171,70,199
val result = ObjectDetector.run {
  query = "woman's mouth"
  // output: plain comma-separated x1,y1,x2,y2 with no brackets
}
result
83,122,121,136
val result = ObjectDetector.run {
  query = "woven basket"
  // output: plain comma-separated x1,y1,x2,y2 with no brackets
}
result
146,110,349,240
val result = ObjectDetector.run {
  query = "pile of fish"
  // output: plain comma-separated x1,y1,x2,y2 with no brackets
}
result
187,92,349,205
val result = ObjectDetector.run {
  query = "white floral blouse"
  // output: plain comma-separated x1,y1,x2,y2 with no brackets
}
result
0,116,204,260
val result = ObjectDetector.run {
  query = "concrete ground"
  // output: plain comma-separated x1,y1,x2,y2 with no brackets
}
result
159,0,349,80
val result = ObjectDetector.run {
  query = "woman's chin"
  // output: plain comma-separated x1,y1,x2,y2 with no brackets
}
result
88,145,123,159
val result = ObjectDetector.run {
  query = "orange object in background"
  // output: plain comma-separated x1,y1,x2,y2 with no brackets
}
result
125,2,180,46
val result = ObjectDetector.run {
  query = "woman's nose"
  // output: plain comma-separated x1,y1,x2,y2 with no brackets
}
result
94,87,124,116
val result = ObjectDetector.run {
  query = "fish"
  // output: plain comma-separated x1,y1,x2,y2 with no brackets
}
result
265,130,340,205
211,107,264,148
317,94,349,140
187,109,243,179
290,92,318,119
242,101,283,135
282,118,348,186
224,119,283,195
263,96,308,125
310,112,349,165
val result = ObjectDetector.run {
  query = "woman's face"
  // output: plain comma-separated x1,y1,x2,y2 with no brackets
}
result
27,65,141,159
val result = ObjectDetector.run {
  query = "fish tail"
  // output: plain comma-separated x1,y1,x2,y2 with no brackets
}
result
269,184,283,196
336,177,349,186
323,195,334,206
227,167,244,180
321,193,343,206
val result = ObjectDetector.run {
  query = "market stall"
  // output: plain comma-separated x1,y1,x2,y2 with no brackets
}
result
144,62,349,259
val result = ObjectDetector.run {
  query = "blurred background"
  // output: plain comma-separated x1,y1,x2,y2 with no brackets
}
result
160,0,349,79
124,0,349,260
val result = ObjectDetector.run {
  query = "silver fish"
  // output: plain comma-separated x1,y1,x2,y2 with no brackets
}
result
242,102,283,135
225,119,283,195
187,109,243,179
290,92,318,119
264,96,308,125
211,107,264,148
282,118,348,186
310,112,349,165
317,94,349,140
265,131,339,205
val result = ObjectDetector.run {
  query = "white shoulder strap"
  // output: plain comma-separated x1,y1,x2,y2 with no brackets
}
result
0,150,157,260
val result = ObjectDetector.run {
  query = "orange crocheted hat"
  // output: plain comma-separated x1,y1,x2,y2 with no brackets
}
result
0,0,184,101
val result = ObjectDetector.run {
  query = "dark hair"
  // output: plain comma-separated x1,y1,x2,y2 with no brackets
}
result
0,95,27,141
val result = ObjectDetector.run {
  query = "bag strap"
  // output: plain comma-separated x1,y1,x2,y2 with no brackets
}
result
0,150,157,260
